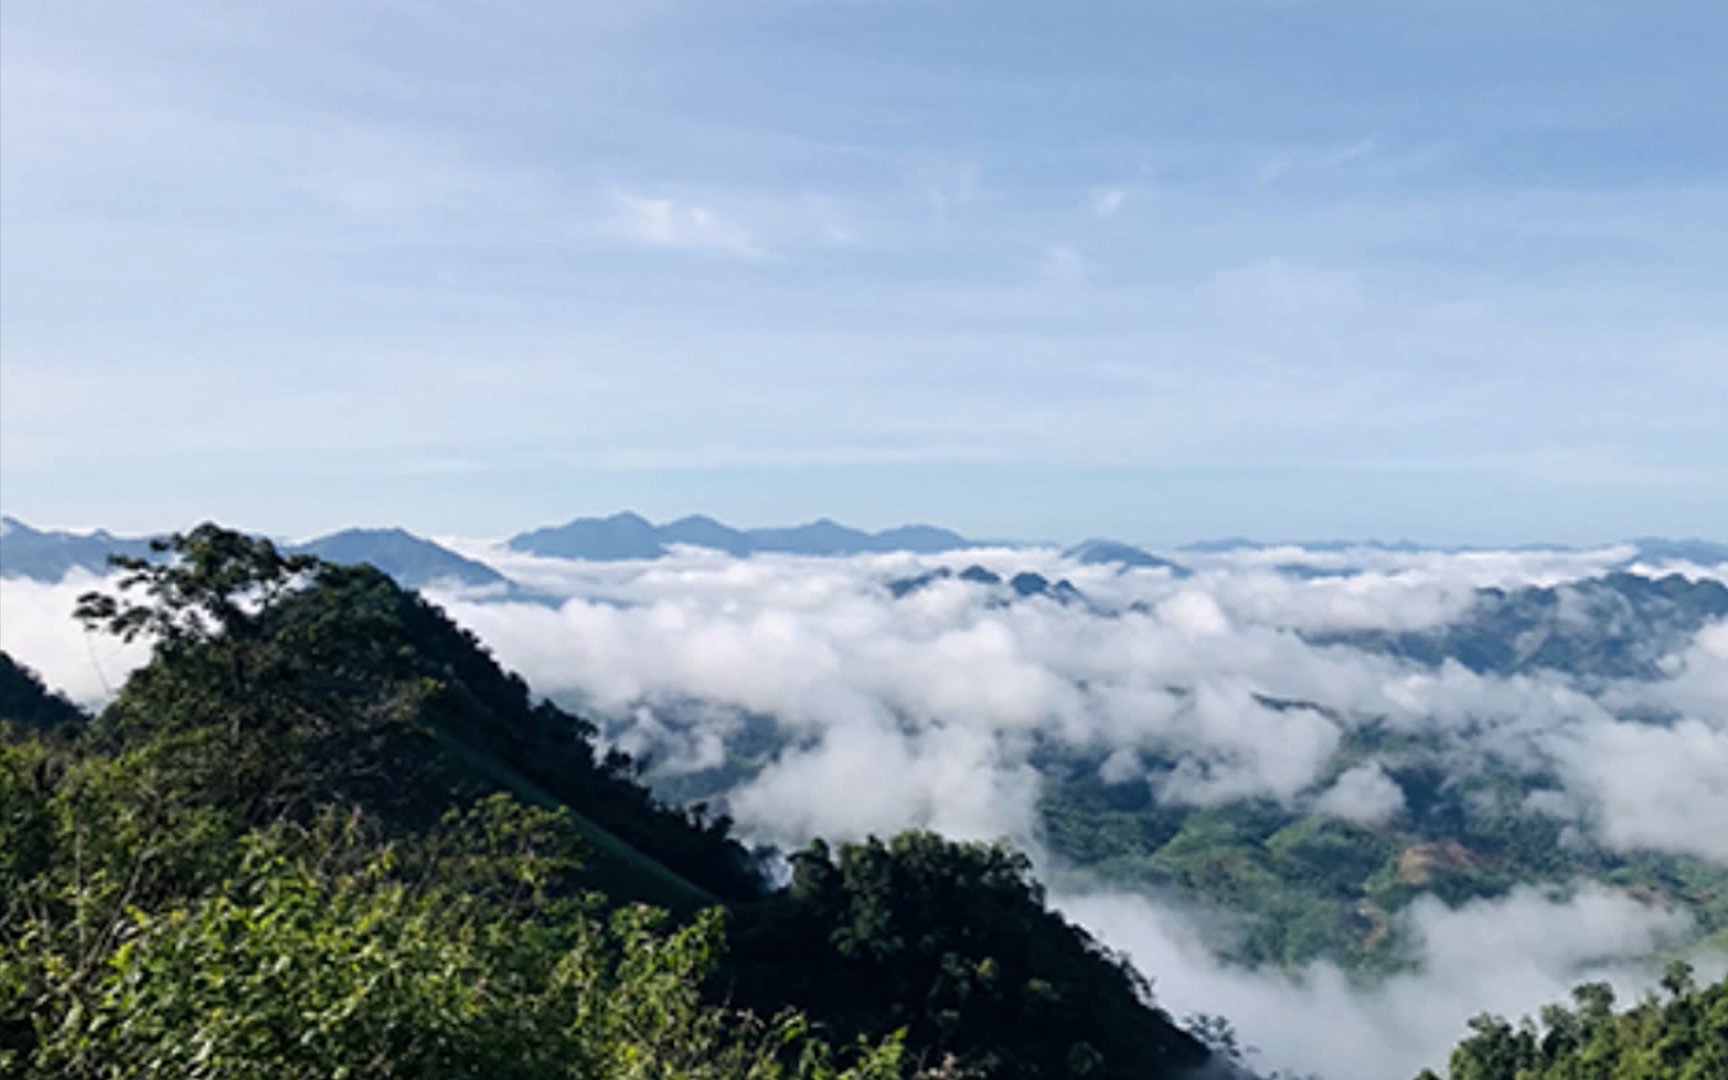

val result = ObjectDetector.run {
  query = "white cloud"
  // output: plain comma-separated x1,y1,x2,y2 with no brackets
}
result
1205,257,1363,317
732,718,1042,847
402,544,1728,869
917,159,980,224
612,191,765,257
9,543,1727,1080
1154,685,1341,806
1550,714,1728,860
1314,761,1407,825
17,542,1722,872
5,3,1726,541
1039,245,1086,287
1092,187,1128,218
0,571,151,705
1255,134,1381,185
1063,883,1703,1080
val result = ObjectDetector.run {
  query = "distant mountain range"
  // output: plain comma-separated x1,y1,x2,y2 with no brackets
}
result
507,514,1205,575
1318,571,1728,681
1063,538,1190,575
293,528,509,590
1626,537,1728,566
3,513,1722,591
886,564,1092,608
0,518,504,591
0,518,159,581
506,512,979,560
1180,535,1728,566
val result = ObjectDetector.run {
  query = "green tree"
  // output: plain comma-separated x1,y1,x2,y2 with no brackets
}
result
1423,966,1728,1080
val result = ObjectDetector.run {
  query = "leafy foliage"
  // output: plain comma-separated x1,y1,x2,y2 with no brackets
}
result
1,524,1222,1079
1419,965,1728,1079
72,524,760,899
1,784,906,1080
728,833,1210,1079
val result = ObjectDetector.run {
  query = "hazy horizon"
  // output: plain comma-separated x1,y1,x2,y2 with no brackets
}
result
2,502,1724,554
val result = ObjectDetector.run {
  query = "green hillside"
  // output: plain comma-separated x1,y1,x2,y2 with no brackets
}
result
0,524,1216,1079
1036,744,1728,975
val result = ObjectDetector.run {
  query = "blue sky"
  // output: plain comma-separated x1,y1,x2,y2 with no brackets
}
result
2,1,1724,545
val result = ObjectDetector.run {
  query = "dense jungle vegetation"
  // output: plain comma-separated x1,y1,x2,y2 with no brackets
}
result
3,524,1721,1078
0,525,1211,1079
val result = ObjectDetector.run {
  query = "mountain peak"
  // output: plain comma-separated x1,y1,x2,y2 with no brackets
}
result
507,512,667,561
293,528,507,589
510,514,983,561
1064,538,1188,575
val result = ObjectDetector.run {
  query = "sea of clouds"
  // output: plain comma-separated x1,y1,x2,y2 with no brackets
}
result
4,541,1725,1079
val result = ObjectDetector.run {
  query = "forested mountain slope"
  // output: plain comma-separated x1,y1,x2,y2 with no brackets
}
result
0,653,85,733
0,525,1217,1079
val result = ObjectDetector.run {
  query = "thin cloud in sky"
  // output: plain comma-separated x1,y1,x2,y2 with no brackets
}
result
612,191,767,258
0,1,1724,539
1039,245,1087,288
1091,187,1128,218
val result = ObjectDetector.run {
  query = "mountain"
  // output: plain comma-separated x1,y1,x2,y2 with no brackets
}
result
1185,536,1728,564
657,514,752,556
862,523,974,553
742,517,875,556
1630,536,1728,567
508,512,982,560
1319,571,1728,680
886,563,1091,607
0,518,516,596
292,528,509,591
507,510,666,560
0,651,87,733
1009,570,1088,604
1179,536,1267,553
1,525,1223,1080
1064,538,1190,574
0,517,159,581
1182,537,1442,554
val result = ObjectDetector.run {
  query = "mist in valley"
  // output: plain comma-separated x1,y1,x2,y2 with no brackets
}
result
8,540,1724,1078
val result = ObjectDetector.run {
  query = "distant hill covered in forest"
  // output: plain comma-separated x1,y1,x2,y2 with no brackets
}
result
0,524,1221,1079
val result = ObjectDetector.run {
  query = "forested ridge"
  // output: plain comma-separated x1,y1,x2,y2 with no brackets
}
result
3,524,1721,1078
0,525,1215,1079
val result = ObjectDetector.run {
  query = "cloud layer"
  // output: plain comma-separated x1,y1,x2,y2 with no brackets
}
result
1064,883,1704,1080
5,541,1725,1078
413,543,1727,860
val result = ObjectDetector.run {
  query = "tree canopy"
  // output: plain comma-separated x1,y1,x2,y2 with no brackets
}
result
1417,966,1728,1080
1,523,1222,1079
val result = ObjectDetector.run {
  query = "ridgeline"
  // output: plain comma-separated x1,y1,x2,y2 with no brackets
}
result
0,524,1214,1079
4,524,1720,1078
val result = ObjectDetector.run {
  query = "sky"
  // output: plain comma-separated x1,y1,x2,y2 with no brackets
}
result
2,0,1725,545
